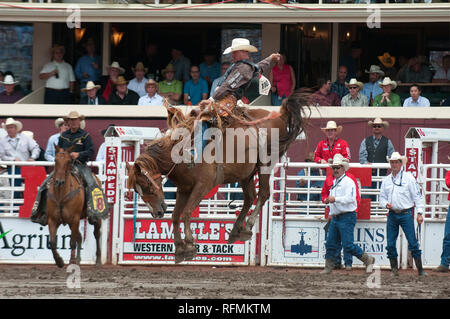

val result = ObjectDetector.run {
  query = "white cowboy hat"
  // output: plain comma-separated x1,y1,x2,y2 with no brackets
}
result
0,75,19,85
365,65,385,76
321,120,343,134
54,117,65,129
223,38,258,55
64,111,85,121
387,152,407,166
328,153,350,171
345,78,364,90
81,81,101,92
378,77,397,90
1,117,23,131
368,117,389,128
145,78,158,88
22,130,34,140
107,61,125,74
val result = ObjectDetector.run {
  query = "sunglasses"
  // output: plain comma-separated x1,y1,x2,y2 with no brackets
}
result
332,166,343,170
349,86,358,90
372,125,383,128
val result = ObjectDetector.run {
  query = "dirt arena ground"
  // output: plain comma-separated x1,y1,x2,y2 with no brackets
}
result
0,264,448,299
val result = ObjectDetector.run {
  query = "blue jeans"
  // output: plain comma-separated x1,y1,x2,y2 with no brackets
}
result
271,93,285,106
325,227,353,266
386,209,421,259
440,206,450,268
325,212,363,260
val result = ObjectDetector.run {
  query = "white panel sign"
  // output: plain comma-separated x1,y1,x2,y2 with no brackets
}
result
0,218,98,264
422,221,445,266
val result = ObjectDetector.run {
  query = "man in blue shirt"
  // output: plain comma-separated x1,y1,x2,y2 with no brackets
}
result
403,84,430,107
361,65,384,105
199,51,221,88
74,38,102,93
183,65,209,105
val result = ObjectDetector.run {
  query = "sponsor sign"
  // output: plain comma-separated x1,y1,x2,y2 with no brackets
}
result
406,147,419,179
0,218,98,264
105,146,118,204
122,219,247,264
270,219,391,266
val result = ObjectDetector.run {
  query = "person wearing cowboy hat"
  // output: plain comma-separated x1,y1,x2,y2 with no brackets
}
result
403,84,430,107
80,81,106,105
361,65,384,105
138,79,164,106
0,117,40,205
0,74,23,104
314,120,350,164
379,152,426,276
98,61,125,103
378,52,397,79
107,76,140,105
44,117,69,162
341,78,368,107
373,77,401,107
158,63,183,105
74,37,101,94
39,44,75,104
128,62,148,97
359,117,394,169
321,154,375,275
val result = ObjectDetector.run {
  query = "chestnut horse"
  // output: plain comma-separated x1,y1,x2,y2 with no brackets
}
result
47,145,103,268
126,93,309,263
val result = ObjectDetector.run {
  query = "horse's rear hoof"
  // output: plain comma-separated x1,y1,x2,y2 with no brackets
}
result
55,259,64,268
175,253,184,264
239,229,253,242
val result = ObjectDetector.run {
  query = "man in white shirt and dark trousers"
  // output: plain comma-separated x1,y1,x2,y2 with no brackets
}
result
379,152,426,276
321,154,375,274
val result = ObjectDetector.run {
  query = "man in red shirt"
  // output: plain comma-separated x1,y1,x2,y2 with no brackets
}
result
314,121,351,164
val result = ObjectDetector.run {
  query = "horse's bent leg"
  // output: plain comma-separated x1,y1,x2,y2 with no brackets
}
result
228,177,256,244
241,173,271,242
48,219,64,268
70,221,82,265
94,219,102,267
172,192,189,263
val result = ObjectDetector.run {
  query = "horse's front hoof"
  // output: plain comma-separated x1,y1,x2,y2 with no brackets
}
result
183,245,197,261
227,227,241,244
239,229,253,242
175,253,185,264
55,258,64,268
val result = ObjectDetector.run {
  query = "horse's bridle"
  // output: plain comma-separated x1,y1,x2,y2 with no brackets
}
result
139,162,177,193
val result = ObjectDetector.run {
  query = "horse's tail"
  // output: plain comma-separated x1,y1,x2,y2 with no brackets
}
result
279,92,311,152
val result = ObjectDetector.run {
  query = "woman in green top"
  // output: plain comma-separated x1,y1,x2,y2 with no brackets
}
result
372,77,401,107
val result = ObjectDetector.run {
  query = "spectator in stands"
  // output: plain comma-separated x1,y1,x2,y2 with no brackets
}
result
434,168,450,273
199,50,221,88
307,78,341,106
399,56,432,83
0,75,23,103
80,81,106,105
361,65,384,106
403,84,430,107
99,61,125,103
314,121,350,164
297,152,323,202
321,154,375,274
432,54,450,83
378,52,397,79
39,44,75,104
108,76,140,105
210,61,230,97
170,47,191,83
158,63,183,105
44,118,69,162
128,62,148,97
379,152,426,276
270,52,296,106
183,65,208,105
341,78,368,107
330,65,349,100
395,55,409,81
0,118,40,202
372,77,401,107
74,38,101,94
138,79,164,106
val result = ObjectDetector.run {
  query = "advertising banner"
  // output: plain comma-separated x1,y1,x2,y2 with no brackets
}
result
0,218,98,264
121,218,248,265
269,219,391,267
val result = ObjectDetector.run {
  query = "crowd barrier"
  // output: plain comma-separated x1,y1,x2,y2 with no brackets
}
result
0,160,448,268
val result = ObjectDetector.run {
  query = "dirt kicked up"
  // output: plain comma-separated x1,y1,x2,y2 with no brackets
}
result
0,264,448,299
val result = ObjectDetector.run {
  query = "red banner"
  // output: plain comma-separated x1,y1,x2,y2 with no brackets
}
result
105,146,118,204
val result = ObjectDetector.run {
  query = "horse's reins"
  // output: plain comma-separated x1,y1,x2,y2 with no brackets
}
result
140,162,177,191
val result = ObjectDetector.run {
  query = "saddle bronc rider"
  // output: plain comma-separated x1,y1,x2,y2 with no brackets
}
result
31,111,108,225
